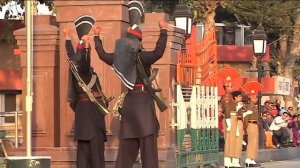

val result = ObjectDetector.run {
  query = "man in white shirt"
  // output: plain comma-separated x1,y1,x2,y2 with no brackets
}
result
269,112,291,147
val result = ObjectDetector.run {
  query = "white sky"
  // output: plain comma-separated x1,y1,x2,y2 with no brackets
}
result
0,1,52,19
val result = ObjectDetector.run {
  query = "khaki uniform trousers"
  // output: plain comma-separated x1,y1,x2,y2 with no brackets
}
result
246,123,259,159
224,116,243,158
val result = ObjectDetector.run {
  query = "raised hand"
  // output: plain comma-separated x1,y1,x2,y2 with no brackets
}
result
63,27,71,40
94,25,101,36
158,21,168,30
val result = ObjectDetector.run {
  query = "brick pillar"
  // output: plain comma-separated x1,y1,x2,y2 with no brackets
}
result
142,13,185,167
14,15,60,148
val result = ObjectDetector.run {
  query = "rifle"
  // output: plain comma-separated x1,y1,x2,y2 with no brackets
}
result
67,57,110,116
136,54,168,112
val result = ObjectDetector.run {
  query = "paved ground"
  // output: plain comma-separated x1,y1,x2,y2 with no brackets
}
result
219,158,300,168
261,158,300,168
219,146,300,166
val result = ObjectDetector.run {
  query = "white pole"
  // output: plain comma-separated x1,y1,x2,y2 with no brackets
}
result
25,0,33,157
15,95,20,148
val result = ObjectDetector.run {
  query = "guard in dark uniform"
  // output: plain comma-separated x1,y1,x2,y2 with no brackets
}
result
93,2,168,167
63,15,108,168
242,81,263,167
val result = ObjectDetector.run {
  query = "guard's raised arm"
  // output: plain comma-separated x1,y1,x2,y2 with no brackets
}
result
94,25,114,66
140,21,168,65
63,27,75,58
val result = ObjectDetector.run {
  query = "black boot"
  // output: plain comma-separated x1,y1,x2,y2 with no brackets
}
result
245,163,261,167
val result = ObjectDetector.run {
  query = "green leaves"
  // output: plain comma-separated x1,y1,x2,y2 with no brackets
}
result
144,0,179,14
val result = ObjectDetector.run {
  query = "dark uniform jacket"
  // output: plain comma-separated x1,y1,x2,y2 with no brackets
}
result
94,29,168,139
66,40,107,141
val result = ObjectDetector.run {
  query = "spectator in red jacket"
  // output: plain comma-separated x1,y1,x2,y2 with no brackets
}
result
270,104,279,118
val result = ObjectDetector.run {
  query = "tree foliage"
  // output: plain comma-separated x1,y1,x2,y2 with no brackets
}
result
146,0,300,81
224,0,300,79
144,0,224,36
225,0,298,40
144,0,179,15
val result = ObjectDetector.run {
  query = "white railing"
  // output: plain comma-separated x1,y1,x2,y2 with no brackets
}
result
176,85,218,130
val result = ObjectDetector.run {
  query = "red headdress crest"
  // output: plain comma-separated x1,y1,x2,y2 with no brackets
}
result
241,81,263,96
218,67,242,84
217,67,243,95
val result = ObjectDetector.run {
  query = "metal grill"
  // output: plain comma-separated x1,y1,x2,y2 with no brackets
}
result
175,85,219,168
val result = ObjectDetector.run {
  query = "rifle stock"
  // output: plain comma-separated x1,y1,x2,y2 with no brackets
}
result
152,89,168,112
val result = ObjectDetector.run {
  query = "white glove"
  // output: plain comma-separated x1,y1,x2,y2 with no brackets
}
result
242,140,247,146
243,110,253,118
225,118,231,132
236,102,244,111
236,126,240,137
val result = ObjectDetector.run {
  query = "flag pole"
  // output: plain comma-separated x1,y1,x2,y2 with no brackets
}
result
25,0,33,157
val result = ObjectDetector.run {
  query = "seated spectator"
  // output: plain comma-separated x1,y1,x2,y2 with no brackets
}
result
270,104,279,118
298,114,300,140
269,112,291,148
263,100,272,113
261,112,276,149
279,109,288,116
288,115,300,146
295,94,300,113
265,112,273,126
274,99,282,112
261,112,270,130
286,107,295,144
287,106,295,115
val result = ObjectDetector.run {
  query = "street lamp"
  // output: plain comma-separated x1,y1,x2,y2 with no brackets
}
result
173,2,193,40
252,24,267,114
252,24,267,56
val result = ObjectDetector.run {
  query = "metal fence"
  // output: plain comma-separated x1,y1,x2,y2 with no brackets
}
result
175,26,219,167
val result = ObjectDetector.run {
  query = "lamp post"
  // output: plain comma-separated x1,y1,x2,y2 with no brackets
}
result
172,1,194,152
252,24,267,114
173,1,193,50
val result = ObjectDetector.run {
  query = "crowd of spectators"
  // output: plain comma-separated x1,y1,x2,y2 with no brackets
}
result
218,99,300,151
259,100,300,149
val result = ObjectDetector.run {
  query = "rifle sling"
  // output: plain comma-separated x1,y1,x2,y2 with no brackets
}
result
93,70,109,107
87,74,97,89
67,57,109,115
